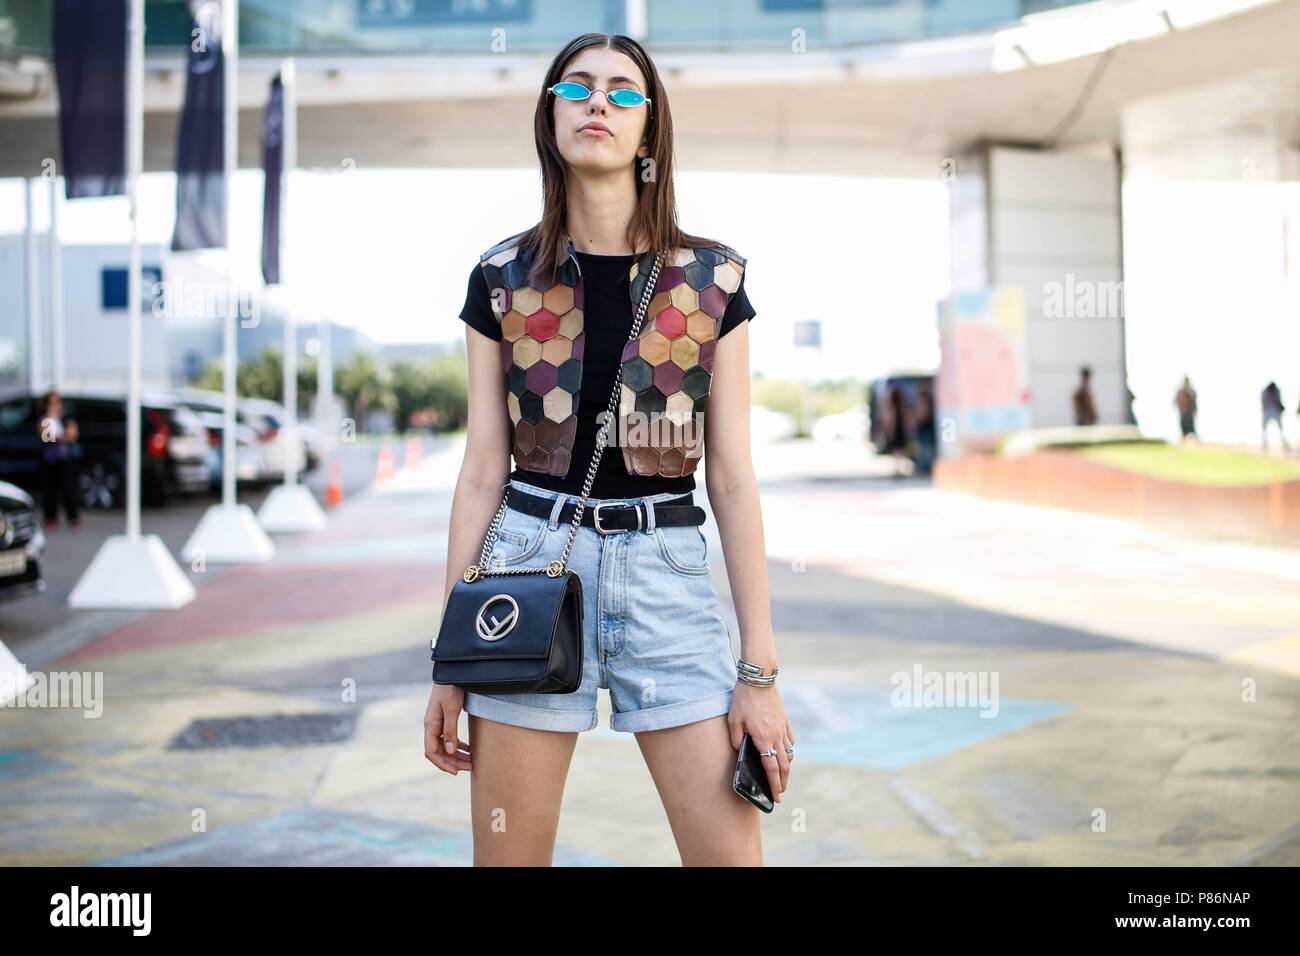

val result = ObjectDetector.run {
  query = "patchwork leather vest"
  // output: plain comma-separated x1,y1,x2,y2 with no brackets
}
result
476,231,747,479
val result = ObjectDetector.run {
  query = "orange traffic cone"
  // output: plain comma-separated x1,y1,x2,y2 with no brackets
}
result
375,446,396,484
325,462,344,507
404,436,423,469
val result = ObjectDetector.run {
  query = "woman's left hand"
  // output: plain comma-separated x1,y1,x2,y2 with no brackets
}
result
728,682,795,802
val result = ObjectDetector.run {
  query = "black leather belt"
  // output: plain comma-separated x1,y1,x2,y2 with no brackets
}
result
505,485,706,534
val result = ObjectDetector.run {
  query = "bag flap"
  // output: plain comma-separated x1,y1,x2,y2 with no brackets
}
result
432,571,577,662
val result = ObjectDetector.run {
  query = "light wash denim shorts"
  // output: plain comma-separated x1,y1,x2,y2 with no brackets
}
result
461,477,739,734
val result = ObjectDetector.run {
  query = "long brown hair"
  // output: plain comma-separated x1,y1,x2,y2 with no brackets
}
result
518,32,717,283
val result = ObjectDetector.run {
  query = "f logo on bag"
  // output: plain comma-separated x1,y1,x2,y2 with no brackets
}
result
476,594,520,641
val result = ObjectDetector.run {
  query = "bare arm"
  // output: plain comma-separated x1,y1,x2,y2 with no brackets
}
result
425,321,512,776
441,325,514,606
702,320,776,675
703,318,792,798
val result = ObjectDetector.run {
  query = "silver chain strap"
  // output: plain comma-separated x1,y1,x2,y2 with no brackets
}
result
463,248,666,583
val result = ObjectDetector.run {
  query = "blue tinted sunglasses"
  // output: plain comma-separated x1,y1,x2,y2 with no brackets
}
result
548,81,651,109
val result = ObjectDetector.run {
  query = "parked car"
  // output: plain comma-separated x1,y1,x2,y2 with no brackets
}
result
0,389,210,510
174,391,308,479
191,411,272,490
291,419,328,473
0,479,46,603
239,397,312,477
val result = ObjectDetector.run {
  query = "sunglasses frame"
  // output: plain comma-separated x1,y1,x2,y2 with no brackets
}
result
547,81,652,110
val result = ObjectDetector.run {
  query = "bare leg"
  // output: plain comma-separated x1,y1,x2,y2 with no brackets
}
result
635,715,763,866
468,713,579,866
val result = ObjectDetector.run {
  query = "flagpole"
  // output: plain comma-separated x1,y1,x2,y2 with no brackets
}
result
48,175,65,389
69,0,196,609
181,0,274,563
281,57,298,489
317,315,334,434
125,0,142,541
220,0,237,510
24,178,41,393
257,57,326,532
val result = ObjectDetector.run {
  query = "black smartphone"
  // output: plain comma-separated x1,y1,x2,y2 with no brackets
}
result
733,732,775,813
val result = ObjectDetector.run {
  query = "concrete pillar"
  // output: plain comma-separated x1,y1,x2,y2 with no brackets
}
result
947,143,1126,433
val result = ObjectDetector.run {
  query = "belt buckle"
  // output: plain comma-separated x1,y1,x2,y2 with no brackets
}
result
593,501,641,534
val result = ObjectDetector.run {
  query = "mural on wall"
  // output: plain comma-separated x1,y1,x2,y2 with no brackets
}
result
936,287,1030,453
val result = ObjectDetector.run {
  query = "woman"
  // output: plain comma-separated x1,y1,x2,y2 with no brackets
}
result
37,390,81,529
423,33,792,866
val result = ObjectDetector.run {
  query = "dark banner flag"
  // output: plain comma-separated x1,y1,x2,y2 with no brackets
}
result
52,0,127,199
260,73,284,285
172,0,226,251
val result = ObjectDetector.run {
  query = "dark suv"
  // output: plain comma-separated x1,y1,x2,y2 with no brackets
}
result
0,389,210,509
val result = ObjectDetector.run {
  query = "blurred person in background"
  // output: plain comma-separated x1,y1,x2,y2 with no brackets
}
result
1072,365,1098,426
37,390,81,529
1261,381,1288,451
1175,375,1199,443
913,381,936,476
883,385,912,477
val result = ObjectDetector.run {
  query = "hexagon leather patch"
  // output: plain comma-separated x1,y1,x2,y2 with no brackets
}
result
479,234,582,477
618,244,745,478
478,232,745,480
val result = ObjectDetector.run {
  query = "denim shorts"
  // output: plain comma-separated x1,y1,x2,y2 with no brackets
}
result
461,477,739,734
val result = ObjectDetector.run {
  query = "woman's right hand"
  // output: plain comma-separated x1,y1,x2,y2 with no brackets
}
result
424,683,473,775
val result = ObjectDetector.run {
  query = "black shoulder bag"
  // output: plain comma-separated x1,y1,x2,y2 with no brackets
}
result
431,249,666,694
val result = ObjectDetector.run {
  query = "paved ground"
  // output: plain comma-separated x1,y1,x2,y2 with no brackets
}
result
1,436,1298,866
0,435,411,656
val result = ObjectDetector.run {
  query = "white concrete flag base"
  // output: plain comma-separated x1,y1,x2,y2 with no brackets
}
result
68,534,197,609
182,503,276,564
0,639,34,706
257,483,328,533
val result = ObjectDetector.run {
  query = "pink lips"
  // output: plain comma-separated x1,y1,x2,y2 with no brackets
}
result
578,123,612,137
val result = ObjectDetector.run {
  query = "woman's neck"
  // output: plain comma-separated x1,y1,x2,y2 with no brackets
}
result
564,172,639,255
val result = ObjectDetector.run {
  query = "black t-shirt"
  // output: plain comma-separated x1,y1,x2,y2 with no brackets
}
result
459,248,756,499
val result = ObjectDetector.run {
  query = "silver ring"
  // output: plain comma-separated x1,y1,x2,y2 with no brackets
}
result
759,748,779,758
785,745,794,756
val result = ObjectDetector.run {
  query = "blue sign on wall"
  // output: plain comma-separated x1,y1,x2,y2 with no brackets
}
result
357,0,533,27
793,320,822,348
183,349,206,382
101,266,163,313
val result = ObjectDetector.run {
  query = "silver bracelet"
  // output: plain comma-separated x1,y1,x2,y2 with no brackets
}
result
736,658,778,687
